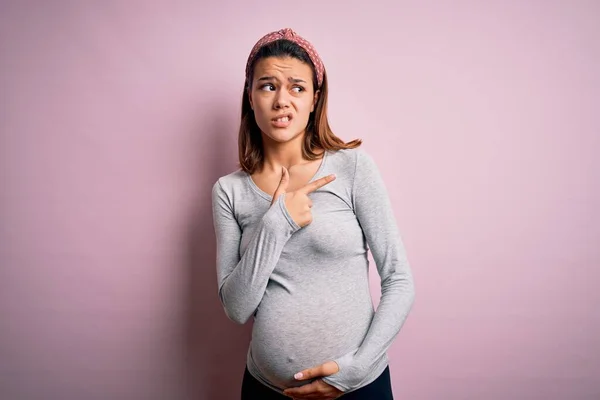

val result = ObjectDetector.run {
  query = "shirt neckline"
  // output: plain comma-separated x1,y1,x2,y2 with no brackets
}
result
245,150,329,201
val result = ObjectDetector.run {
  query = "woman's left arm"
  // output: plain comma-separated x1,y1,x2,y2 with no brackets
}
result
321,150,416,392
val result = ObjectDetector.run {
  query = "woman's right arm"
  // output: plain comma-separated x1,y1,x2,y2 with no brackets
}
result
211,179,300,324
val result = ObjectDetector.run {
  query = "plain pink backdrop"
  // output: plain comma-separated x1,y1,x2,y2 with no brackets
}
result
1,1,598,399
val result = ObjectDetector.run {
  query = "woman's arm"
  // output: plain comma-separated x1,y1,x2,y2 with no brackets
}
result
322,150,416,391
212,179,300,324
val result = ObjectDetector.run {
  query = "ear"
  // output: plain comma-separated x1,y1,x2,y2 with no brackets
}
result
311,89,320,112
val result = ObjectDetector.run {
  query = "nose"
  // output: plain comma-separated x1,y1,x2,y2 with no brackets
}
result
274,88,290,109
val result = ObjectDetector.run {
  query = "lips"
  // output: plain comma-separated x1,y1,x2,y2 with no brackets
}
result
272,113,293,122
271,113,293,128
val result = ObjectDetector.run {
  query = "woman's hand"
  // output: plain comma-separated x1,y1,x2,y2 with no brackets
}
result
271,167,336,228
283,361,344,399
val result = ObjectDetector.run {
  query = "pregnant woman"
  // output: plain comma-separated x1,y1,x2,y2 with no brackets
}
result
211,28,416,399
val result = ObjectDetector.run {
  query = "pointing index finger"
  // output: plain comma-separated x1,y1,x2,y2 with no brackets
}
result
301,174,336,194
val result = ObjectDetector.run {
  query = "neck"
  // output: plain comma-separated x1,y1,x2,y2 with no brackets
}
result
260,131,308,173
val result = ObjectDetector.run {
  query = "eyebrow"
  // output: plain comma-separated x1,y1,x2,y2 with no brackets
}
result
257,76,307,84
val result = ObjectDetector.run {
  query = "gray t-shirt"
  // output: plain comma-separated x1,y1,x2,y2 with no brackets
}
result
211,147,415,393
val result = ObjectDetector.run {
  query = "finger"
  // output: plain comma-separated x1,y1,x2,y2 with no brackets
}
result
296,379,339,399
283,380,320,397
294,365,323,381
301,174,336,194
271,167,289,203
294,361,339,381
316,378,344,396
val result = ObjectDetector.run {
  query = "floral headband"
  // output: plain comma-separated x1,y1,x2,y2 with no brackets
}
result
245,28,325,88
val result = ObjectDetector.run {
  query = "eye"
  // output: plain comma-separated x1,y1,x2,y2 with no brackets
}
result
260,83,276,91
291,86,305,93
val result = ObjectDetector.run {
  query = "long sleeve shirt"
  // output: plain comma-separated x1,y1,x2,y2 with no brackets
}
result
211,147,415,393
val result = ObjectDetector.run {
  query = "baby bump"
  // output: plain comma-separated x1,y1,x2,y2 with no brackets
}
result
249,289,374,389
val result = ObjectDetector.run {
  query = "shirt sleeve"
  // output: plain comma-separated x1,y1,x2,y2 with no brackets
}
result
211,179,300,324
321,150,416,392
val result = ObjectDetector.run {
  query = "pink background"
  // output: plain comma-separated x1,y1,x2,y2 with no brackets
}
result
1,1,599,399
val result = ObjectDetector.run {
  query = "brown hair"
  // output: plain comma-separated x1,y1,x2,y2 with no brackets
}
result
238,39,361,174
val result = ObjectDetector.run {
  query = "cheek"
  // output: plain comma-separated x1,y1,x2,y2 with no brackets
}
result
295,106,313,128
252,99,271,121
252,105,276,134
295,99,314,118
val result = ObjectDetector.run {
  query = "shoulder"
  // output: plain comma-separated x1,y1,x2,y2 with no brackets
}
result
327,147,377,173
212,169,247,199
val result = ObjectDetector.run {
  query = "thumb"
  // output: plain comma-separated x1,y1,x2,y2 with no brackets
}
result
271,167,289,204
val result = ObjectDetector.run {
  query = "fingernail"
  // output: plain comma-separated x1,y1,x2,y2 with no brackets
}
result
294,372,303,379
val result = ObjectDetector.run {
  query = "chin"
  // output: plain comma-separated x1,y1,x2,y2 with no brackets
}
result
263,127,303,143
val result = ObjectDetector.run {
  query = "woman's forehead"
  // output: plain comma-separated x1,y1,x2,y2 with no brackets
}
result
253,56,313,78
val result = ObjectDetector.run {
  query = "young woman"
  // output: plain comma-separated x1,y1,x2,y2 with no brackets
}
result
212,28,415,400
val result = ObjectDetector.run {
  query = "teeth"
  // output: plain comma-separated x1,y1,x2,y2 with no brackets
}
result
276,117,289,122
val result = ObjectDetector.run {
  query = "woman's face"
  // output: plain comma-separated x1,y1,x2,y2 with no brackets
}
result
249,56,319,144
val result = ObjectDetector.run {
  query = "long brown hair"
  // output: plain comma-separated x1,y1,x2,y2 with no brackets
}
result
238,39,361,174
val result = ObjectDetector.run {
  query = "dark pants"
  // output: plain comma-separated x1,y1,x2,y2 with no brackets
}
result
241,366,394,399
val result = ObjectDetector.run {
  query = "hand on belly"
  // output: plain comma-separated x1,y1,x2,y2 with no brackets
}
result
283,361,344,399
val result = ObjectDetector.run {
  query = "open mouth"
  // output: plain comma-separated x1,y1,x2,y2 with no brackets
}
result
271,113,293,128
272,114,293,122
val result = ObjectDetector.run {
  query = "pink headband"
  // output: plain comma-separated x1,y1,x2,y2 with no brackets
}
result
245,28,325,88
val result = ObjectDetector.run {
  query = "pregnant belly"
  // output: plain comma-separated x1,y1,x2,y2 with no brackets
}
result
249,289,374,390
